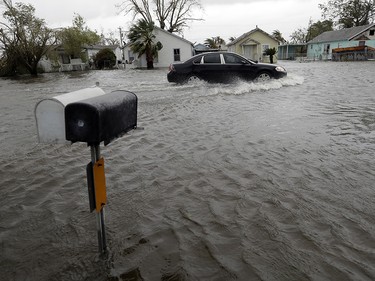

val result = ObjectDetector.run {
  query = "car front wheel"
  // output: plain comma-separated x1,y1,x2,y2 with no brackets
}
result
255,72,271,82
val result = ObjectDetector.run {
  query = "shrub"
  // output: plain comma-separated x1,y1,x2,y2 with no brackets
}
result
93,48,116,69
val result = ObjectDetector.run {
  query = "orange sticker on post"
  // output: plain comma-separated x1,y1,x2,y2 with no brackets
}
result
93,157,107,212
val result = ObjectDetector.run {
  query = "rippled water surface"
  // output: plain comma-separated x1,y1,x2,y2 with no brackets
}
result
1,61,374,281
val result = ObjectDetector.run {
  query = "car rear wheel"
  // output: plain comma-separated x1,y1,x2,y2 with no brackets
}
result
255,72,271,82
186,75,201,83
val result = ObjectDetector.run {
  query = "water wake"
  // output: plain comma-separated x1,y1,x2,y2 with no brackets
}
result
180,74,305,97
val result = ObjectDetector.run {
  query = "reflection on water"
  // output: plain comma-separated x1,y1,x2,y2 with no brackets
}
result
1,61,375,281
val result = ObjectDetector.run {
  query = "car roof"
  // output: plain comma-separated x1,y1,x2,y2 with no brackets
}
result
196,51,236,56
189,51,243,60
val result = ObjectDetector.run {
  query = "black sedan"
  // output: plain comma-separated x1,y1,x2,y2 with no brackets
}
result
167,51,287,84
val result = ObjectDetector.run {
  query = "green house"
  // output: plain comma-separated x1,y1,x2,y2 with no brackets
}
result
307,24,375,60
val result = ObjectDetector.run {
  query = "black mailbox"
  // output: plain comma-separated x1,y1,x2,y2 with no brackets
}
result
65,90,137,145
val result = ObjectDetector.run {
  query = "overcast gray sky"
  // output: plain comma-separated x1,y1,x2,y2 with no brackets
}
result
4,0,324,44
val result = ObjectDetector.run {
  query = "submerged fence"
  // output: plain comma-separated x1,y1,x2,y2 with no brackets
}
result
279,51,375,62
332,50,375,61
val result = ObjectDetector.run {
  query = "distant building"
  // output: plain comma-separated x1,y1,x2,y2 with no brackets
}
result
84,44,122,66
193,43,227,54
307,23,375,60
278,43,307,60
124,26,194,68
38,45,86,72
226,26,279,63
194,43,210,54
38,44,122,72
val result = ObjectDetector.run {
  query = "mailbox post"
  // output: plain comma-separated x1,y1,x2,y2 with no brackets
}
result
35,88,137,255
90,144,107,253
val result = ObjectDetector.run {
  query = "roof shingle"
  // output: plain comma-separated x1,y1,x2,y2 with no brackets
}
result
308,24,374,44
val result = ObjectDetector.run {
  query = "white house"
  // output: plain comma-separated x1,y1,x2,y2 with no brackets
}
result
124,26,194,68
38,44,123,72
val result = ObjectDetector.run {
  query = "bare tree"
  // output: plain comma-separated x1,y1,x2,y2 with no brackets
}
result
118,0,202,33
118,0,153,23
289,27,307,44
100,31,120,45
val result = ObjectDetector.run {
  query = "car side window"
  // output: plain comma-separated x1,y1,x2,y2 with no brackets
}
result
203,54,221,64
223,54,243,64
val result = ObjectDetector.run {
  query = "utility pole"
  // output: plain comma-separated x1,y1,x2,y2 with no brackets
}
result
119,27,126,69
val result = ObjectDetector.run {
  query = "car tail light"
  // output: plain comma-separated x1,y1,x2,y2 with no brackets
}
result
168,64,175,72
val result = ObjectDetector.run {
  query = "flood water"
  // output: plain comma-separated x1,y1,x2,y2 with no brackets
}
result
0,61,374,281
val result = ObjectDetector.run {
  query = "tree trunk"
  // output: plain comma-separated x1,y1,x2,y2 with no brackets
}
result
269,55,274,64
25,62,39,76
147,60,154,69
146,51,154,69
30,65,39,76
23,58,39,76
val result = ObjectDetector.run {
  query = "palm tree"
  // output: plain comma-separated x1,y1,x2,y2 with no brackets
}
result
264,47,277,64
272,30,286,44
204,36,226,49
127,19,163,69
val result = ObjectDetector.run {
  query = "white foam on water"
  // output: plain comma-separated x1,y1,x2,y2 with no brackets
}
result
203,74,305,97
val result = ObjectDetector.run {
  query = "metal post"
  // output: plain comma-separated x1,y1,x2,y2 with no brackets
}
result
119,27,126,69
90,144,107,254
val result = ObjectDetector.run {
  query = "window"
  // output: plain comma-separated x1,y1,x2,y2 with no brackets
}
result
173,49,180,61
370,29,375,36
262,44,270,53
61,54,70,64
203,54,221,63
323,43,330,54
223,53,243,64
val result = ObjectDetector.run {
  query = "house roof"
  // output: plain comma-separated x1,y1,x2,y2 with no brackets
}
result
154,26,194,46
278,43,306,47
308,23,375,44
194,43,209,50
124,26,194,47
227,27,277,46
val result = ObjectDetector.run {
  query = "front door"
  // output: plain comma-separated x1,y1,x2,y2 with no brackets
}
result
243,45,253,60
244,45,259,61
